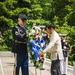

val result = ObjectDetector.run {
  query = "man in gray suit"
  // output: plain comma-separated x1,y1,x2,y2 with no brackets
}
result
38,24,63,75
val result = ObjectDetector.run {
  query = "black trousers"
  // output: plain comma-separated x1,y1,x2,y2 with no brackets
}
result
51,60,61,75
14,53,29,75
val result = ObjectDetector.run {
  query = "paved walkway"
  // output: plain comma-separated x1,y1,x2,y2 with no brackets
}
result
29,61,73,75
0,52,73,75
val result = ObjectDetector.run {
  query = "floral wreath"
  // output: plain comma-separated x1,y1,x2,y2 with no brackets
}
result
28,39,46,68
28,25,46,68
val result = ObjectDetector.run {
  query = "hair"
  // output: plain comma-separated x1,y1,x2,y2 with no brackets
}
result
21,18,26,22
18,17,26,22
45,24,55,30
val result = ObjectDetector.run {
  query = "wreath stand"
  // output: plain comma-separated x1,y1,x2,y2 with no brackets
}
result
34,62,43,75
34,67,42,75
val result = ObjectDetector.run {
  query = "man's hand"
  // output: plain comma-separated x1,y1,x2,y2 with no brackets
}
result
38,51,43,57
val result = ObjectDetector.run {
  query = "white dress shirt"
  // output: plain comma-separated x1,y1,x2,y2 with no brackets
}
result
43,31,63,60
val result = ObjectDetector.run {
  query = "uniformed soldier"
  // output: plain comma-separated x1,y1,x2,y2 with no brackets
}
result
12,14,29,75
71,46,75,75
59,34,70,75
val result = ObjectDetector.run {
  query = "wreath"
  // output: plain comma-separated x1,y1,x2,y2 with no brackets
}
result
28,39,46,68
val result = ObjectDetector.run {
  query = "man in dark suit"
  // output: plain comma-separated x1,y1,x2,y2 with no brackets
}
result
12,14,29,75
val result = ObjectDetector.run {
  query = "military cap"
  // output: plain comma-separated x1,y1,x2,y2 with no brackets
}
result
18,14,28,21
59,34,66,37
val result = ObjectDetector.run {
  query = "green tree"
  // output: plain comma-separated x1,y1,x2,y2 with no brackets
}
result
0,0,75,51
0,0,50,50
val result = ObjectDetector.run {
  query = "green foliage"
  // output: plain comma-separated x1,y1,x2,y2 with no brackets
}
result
46,52,51,59
0,0,75,66
68,50,73,66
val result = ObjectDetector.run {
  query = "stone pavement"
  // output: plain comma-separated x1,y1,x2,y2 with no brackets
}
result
29,61,73,75
0,52,33,75
0,52,73,75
